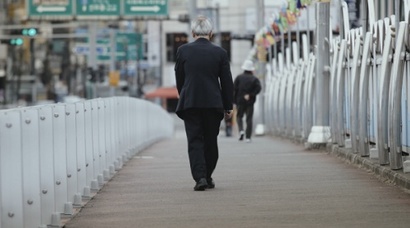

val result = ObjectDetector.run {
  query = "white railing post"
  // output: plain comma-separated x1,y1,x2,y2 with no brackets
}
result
0,97,174,227
51,104,70,215
65,103,79,211
0,110,24,228
74,102,88,200
388,21,408,170
21,108,42,228
38,106,57,226
83,101,94,196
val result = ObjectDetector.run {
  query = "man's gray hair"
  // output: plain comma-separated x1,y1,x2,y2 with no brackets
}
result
191,16,213,36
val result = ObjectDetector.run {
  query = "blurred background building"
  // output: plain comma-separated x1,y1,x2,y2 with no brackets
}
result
0,0,366,111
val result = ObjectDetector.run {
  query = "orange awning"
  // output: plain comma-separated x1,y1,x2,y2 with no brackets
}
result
144,87,179,99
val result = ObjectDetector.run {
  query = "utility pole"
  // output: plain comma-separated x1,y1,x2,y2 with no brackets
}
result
88,22,98,99
188,0,197,42
214,3,221,46
159,20,163,86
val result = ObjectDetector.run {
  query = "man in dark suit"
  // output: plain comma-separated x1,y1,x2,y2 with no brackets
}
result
174,16,234,191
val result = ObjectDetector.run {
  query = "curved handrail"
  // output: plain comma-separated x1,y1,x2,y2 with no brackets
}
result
350,37,363,153
302,54,316,140
330,40,340,144
376,20,394,165
358,32,373,157
388,21,408,170
334,40,347,146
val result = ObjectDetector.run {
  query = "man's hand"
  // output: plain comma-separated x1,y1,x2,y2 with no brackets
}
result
224,110,233,120
244,94,250,101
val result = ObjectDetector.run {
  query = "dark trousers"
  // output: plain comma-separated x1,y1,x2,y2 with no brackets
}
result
236,104,254,139
183,108,223,182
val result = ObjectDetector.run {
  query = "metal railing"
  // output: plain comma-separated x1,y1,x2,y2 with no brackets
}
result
0,97,174,227
265,1,409,170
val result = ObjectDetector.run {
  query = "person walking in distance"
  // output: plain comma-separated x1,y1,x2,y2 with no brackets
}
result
234,60,261,143
174,16,234,191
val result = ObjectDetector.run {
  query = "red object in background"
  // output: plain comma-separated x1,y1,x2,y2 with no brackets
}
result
144,87,179,99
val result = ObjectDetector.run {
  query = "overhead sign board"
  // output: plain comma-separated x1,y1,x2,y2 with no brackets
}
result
27,0,74,18
76,0,121,19
123,0,168,17
27,0,169,19
73,31,143,62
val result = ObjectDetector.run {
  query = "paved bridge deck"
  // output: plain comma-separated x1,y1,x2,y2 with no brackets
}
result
64,120,410,228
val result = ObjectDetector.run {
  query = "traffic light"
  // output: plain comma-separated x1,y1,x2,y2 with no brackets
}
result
9,28,38,37
10,38,24,46
21,28,38,37
0,38,24,46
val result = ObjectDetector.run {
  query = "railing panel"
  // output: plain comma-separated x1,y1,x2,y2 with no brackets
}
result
330,40,340,144
83,101,95,191
108,98,118,171
377,20,393,165
387,21,408,169
130,98,138,151
358,32,373,156
0,111,24,228
135,98,145,149
97,99,107,181
350,37,363,153
116,98,125,161
112,98,122,170
303,54,316,140
273,77,281,134
38,106,55,226
103,99,114,176
279,73,287,134
91,100,102,186
402,61,410,153
51,104,69,213
74,102,87,196
286,66,296,136
65,103,78,206
21,108,42,228
369,55,380,144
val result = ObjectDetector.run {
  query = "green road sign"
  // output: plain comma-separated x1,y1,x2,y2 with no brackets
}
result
27,0,168,19
77,32,142,62
27,0,73,17
123,0,168,16
76,0,120,18
116,33,143,61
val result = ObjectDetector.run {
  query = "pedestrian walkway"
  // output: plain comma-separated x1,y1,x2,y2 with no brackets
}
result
64,126,410,228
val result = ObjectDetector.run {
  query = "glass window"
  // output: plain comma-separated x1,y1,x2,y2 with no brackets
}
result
166,33,188,62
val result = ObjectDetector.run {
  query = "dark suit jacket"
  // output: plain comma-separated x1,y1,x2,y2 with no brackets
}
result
174,38,233,119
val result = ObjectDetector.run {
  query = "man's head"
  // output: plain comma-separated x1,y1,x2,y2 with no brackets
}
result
191,16,213,39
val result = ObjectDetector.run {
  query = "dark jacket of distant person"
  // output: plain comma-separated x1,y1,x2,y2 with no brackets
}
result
233,71,261,106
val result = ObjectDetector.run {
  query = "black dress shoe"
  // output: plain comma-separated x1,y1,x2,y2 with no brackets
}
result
207,178,215,189
194,178,208,191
